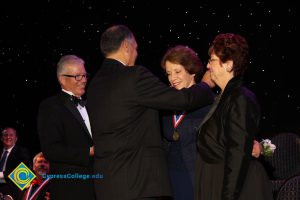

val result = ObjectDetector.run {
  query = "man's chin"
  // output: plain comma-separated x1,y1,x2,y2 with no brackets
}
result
4,143,14,148
74,91,85,97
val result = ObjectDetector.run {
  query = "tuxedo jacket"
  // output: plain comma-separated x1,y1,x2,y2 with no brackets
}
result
86,58,214,200
0,145,31,199
37,91,95,200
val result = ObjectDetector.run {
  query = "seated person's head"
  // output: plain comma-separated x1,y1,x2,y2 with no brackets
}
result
33,152,50,178
1,127,18,149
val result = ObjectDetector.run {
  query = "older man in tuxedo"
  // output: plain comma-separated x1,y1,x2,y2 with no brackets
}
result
37,55,95,200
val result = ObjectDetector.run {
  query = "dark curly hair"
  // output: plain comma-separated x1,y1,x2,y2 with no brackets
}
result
208,33,249,76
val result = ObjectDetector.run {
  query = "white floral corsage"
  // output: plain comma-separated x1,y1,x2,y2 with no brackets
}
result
260,139,276,157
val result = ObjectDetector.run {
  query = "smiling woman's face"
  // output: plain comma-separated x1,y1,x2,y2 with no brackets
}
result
165,61,195,90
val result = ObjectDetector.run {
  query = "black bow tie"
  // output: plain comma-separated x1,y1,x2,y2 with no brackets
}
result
70,95,85,107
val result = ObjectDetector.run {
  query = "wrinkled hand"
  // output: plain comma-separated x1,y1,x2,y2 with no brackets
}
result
89,146,94,156
252,140,262,158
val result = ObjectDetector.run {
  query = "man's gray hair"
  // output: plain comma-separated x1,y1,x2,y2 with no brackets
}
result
33,152,45,164
56,55,85,78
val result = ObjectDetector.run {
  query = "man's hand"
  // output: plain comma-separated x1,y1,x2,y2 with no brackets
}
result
201,70,215,88
89,146,94,156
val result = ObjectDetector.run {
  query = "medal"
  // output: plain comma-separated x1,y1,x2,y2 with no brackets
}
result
173,131,180,141
172,111,186,141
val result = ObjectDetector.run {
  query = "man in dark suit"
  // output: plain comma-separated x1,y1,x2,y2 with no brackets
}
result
86,25,214,200
37,55,95,199
0,127,31,199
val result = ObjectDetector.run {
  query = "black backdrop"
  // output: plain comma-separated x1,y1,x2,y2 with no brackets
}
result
0,1,298,155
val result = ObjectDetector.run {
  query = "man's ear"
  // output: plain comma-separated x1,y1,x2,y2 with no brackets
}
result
120,40,128,52
58,75,65,86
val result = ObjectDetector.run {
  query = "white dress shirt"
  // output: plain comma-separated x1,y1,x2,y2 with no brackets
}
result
62,89,92,138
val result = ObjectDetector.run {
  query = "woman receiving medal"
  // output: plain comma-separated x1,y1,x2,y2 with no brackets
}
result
161,45,214,200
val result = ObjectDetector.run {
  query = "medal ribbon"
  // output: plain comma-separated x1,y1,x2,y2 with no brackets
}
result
172,111,186,129
24,178,50,200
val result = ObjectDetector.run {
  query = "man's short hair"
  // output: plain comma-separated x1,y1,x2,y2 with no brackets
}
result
33,152,45,164
56,55,85,78
1,127,17,137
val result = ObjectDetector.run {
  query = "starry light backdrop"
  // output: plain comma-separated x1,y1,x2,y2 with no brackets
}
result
0,1,298,155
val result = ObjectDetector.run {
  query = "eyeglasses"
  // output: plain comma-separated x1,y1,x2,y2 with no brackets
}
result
62,73,90,81
208,58,219,63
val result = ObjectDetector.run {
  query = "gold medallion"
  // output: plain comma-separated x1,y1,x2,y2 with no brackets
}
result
172,131,180,141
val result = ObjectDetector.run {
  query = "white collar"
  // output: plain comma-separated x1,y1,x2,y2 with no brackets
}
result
62,89,82,99
114,58,127,66
3,145,15,153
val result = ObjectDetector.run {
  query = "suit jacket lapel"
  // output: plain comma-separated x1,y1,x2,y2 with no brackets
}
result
6,146,16,164
59,92,92,140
